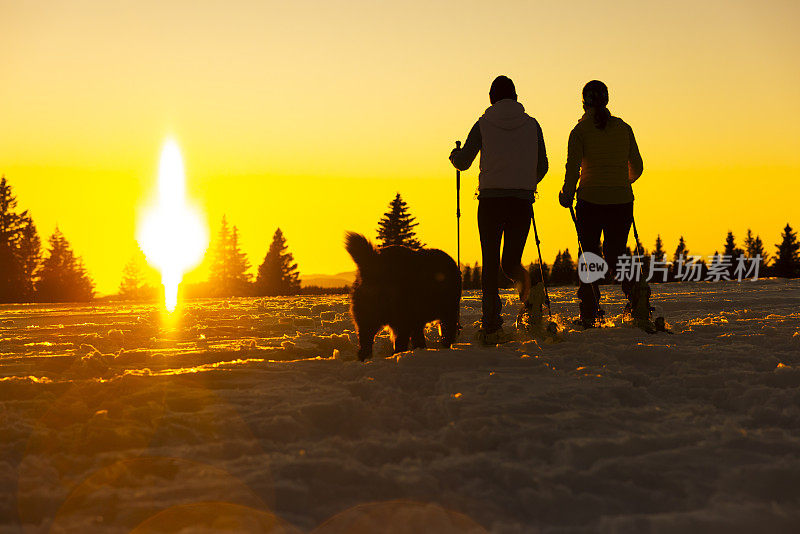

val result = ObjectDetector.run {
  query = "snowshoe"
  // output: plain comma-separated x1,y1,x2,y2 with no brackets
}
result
626,280,668,334
573,317,605,330
474,327,513,346
516,282,545,330
632,317,657,334
516,283,562,341
654,316,673,334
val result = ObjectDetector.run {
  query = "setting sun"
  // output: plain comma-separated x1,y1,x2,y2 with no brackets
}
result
136,139,208,311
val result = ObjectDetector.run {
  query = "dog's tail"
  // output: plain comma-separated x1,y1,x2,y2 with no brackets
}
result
345,232,377,274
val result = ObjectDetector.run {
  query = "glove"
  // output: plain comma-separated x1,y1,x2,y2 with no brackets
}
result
558,189,573,208
449,147,460,162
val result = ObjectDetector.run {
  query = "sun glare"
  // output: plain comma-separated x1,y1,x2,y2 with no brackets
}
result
137,140,208,311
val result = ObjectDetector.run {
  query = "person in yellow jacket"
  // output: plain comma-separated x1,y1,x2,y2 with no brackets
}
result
559,80,644,327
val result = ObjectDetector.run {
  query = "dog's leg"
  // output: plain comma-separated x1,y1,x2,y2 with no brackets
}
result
356,322,380,361
410,324,427,349
438,313,459,349
389,323,410,354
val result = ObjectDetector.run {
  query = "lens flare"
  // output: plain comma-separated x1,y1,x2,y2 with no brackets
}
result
137,139,208,311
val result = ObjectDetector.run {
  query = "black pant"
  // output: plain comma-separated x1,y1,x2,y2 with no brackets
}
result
575,199,634,316
478,197,532,332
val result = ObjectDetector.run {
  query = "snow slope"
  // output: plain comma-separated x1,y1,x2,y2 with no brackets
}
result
1,279,799,533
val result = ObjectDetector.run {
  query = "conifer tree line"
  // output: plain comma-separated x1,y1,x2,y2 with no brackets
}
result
459,227,800,288
120,216,305,299
1,175,799,303
0,176,94,303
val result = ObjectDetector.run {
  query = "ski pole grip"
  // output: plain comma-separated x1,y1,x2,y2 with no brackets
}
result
455,141,461,149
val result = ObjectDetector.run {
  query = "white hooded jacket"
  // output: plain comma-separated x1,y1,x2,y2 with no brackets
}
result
478,99,540,190
450,99,547,198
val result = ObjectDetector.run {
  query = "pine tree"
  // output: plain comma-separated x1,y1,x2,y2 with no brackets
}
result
653,235,666,262
206,217,253,296
16,215,41,301
670,236,689,282
551,250,576,285
119,247,157,300
561,249,576,285
551,251,563,284
529,260,550,285
228,226,252,295
723,231,745,278
471,263,481,289
256,228,301,296
36,228,94,302
0,176,27,302
744,229,769,275
673,236,688,263
376,193,424,249
120,255,145,300
773,223,800,278
208,215,232,293
541,261,550,284
462,264,473,290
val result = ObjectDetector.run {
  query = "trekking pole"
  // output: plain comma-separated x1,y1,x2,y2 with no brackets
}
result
569,204,601,317
455,140,461,269
531,207,552,316
568,205,585,260
532,207,561,336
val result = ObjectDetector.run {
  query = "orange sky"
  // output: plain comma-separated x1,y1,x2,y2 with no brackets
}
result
2,0,798,294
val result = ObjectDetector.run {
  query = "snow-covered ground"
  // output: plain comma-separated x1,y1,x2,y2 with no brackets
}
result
1,280,799,533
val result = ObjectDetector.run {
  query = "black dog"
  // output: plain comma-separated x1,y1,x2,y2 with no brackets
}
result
345,233,461,360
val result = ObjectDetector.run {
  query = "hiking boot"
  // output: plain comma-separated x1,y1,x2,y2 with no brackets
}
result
579,298,598,328
630,280,652,321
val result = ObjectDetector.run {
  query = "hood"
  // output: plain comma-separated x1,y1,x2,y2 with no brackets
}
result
480,99,530,130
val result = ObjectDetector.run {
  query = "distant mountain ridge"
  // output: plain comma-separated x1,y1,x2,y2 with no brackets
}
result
300,270,356,288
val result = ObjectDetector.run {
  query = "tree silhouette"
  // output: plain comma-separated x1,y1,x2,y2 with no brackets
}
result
208,215,232,292
673,236,688,262
462,264,473,289
550,249,577,285
652,235,666,263
0,176,28,302
376,193,424,249
228,226,252,295
528,260,550,285
743,229,768,275
773,223,799,278
207,216,252,296
119,247,156,300
17,215,41,301
648,235,666,283
670,236,689,282
36,228,94,302
471,263,481,289
256,228,300,296
723,231,745,278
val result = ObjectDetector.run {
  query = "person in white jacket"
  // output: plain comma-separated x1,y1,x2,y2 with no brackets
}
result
450,75,548,344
